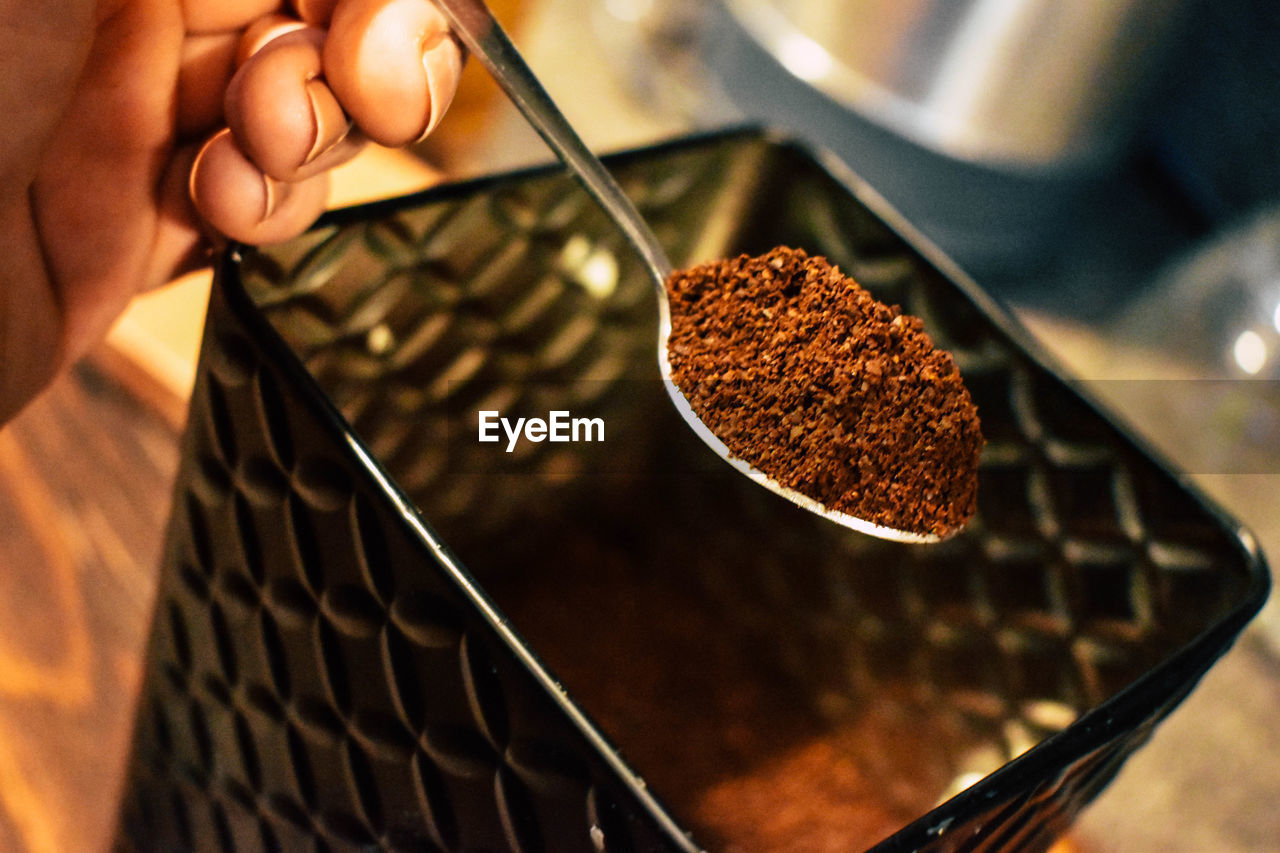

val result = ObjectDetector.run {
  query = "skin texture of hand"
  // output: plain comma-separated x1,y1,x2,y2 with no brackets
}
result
0,0,462,423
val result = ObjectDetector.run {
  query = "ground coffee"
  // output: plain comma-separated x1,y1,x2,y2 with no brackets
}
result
666,246,982,538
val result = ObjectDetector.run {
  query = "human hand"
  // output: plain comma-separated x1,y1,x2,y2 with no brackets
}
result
0,0,463,423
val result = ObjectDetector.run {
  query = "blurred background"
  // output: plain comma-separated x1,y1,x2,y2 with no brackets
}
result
1,1,1277,850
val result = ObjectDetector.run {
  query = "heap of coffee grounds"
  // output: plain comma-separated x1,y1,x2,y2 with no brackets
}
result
666,246,982,538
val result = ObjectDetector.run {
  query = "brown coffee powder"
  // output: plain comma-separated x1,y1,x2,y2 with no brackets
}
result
666,246,982,538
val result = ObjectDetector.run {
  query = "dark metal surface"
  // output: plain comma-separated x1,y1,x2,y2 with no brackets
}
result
115,130,1268,851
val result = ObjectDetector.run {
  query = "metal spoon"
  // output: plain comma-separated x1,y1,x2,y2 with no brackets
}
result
429,0,940,544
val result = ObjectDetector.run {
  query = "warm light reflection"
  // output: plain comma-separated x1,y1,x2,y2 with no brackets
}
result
1273,300,1280,334
603,0,653,24
558,234,618,299
1233,330,1267,375
776,31,834,82
578,249,619,299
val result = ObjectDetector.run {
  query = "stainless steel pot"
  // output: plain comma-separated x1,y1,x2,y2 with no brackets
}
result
722,0,1196,170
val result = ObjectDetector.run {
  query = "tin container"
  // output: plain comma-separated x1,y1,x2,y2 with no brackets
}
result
115,129,1267,851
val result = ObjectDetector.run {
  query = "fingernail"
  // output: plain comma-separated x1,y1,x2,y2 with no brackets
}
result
260,172,280,222
304,78,351,165
417,35,464,141
236,14,308,66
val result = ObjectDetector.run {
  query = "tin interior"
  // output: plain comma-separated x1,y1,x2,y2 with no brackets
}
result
236,131,1258,849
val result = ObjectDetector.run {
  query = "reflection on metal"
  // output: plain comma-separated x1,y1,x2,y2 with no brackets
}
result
723,0,1193,168
1233,330,1266,375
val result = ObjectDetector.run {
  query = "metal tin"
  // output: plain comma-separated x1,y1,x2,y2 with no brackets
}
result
115,129,1267,851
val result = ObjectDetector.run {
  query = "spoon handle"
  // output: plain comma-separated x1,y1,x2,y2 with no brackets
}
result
429,0,673,282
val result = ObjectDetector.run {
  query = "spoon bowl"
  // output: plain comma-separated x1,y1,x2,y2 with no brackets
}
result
430,0,942,543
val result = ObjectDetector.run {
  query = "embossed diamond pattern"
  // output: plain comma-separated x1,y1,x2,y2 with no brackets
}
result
119,295,685,851
116,132,1267,852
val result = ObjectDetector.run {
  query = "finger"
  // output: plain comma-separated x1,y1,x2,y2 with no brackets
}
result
225,28,364,182
236,12,308,65
177,32,239,136
291,0,340,26
323,0,464,147
190,128,329,245
183,0,287,34
147,142,209,286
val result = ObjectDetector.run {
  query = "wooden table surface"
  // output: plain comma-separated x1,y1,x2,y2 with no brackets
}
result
0,347,180,852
